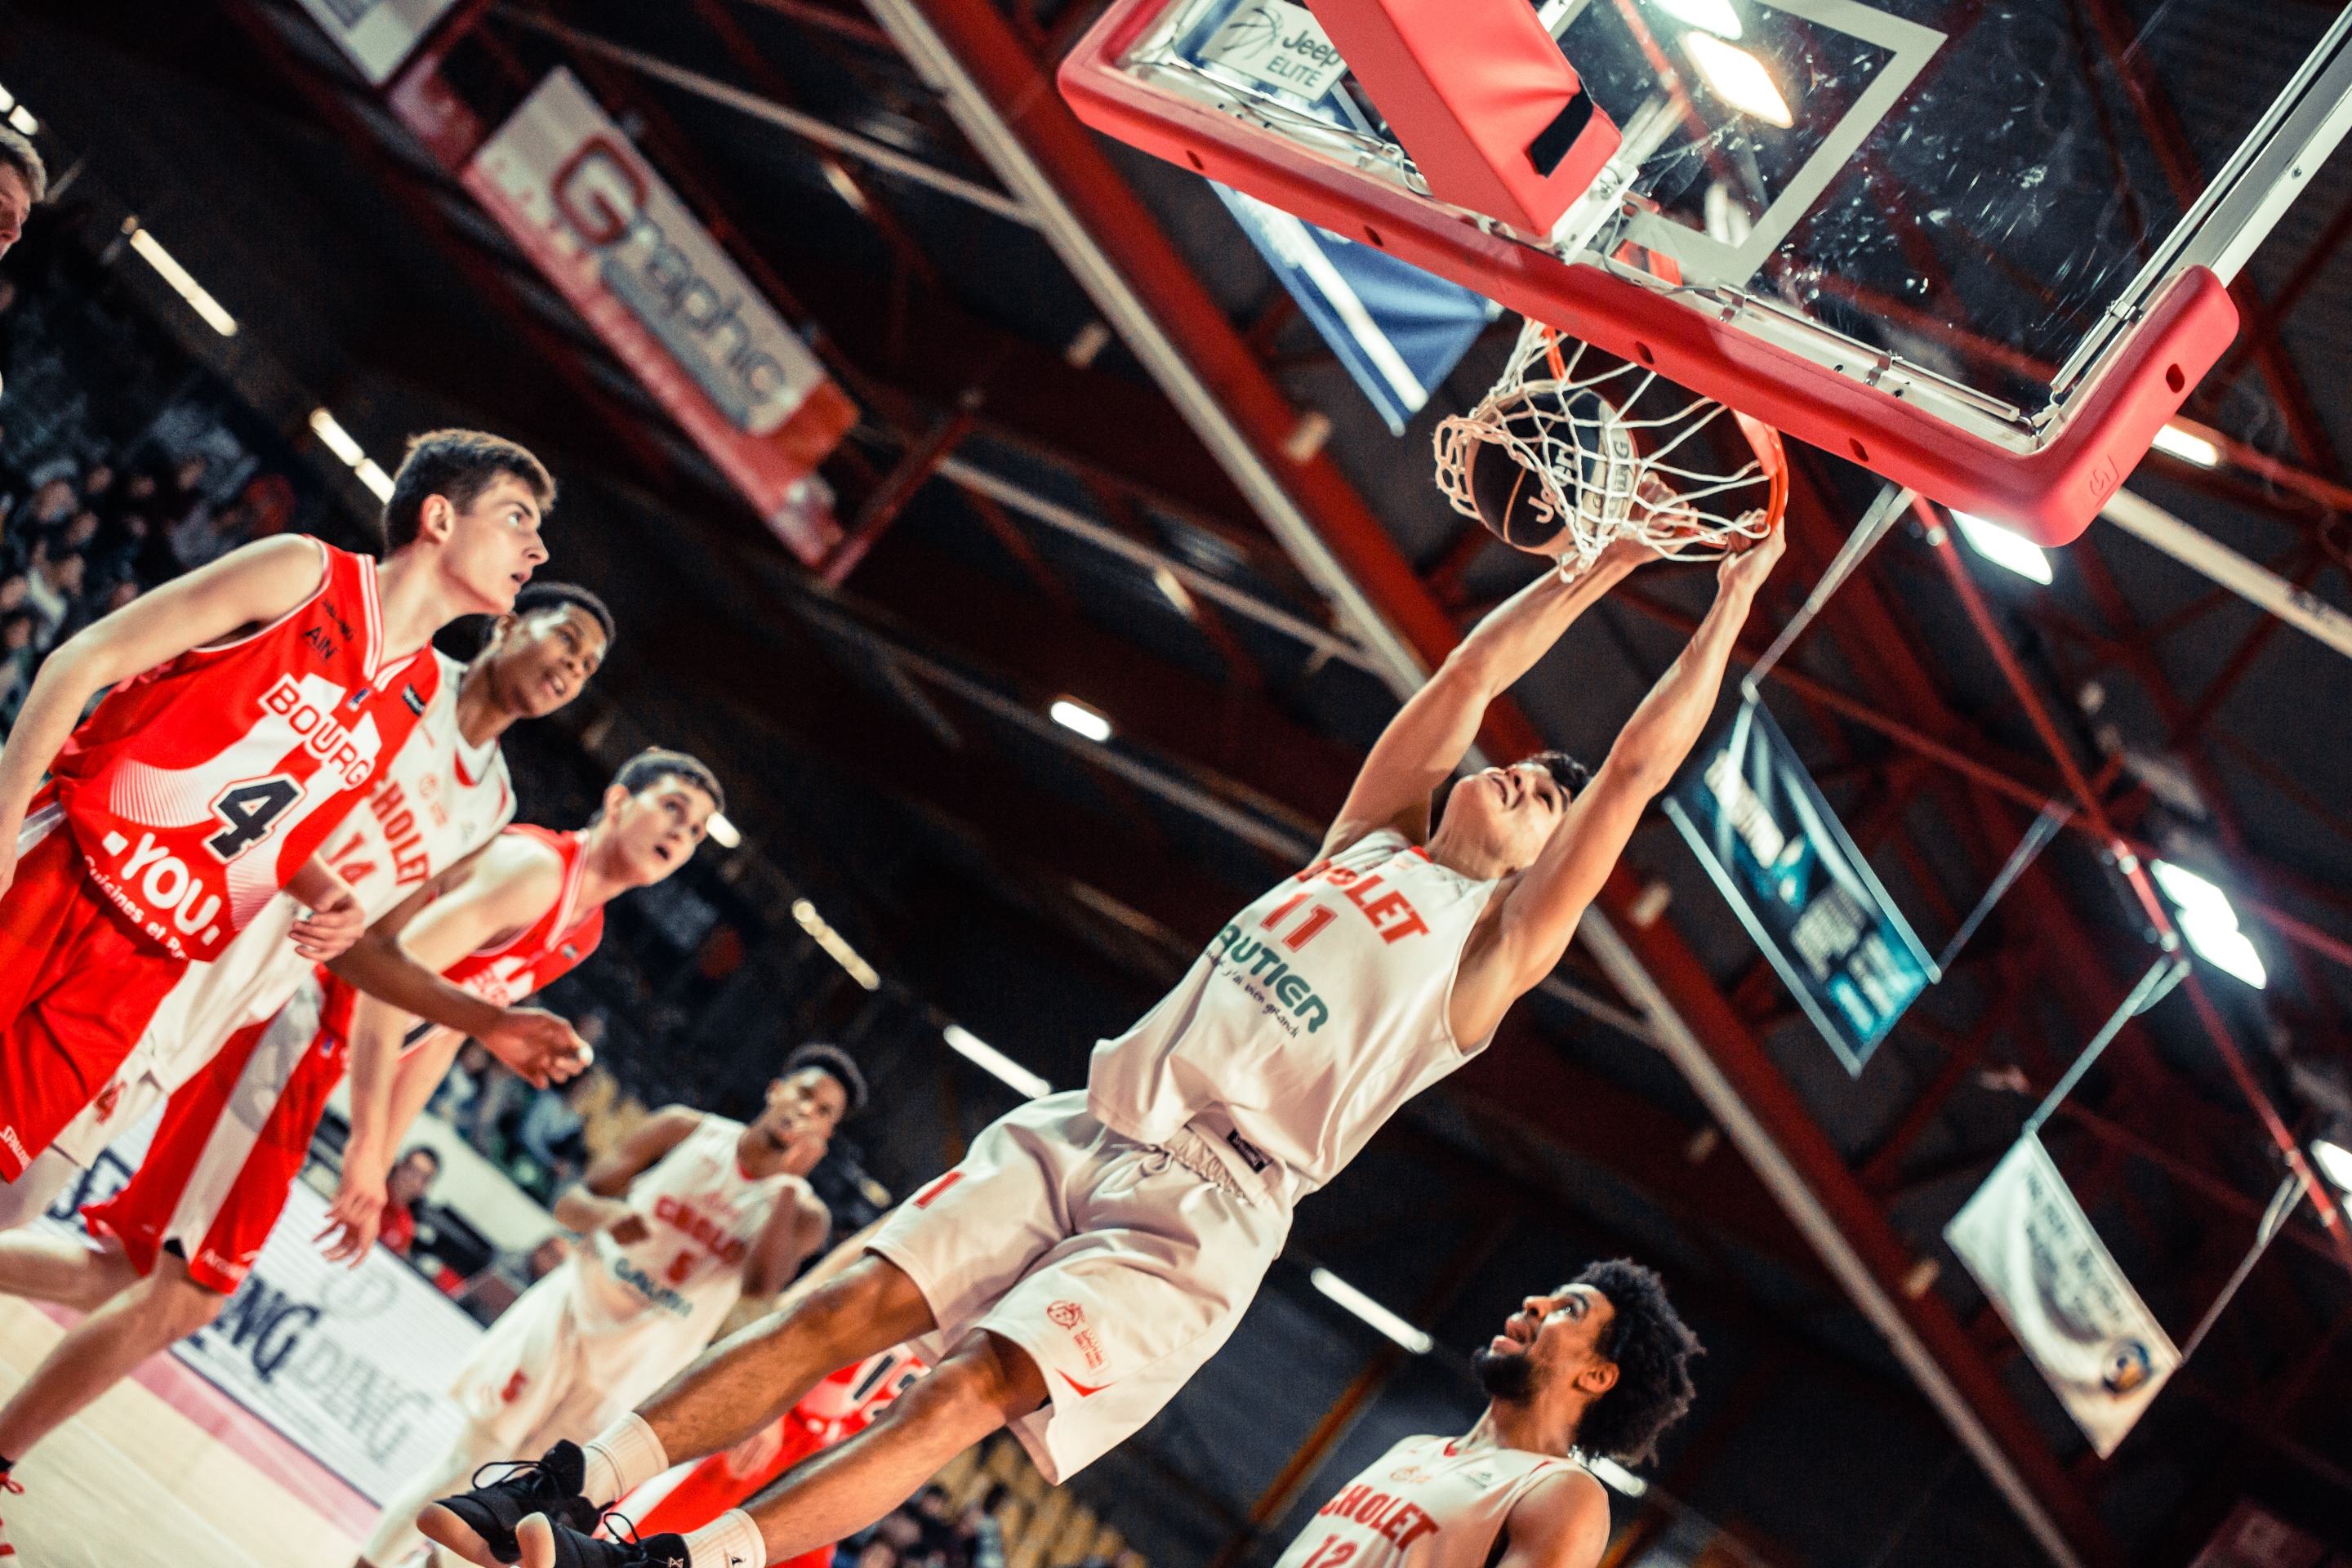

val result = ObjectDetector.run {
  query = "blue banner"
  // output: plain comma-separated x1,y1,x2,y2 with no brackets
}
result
1213,182,1499,435
1663,699,1934,1074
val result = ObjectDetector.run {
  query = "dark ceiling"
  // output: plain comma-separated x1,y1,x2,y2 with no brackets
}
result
4,0,2350,1564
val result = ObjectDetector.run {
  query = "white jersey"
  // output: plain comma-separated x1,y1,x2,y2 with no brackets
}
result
568,1113,806,1363
1087,828,1499,1199
1273,1434,1580,1568
51,652,512,1163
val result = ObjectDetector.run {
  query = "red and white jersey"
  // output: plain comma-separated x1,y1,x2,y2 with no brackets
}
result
1087,828,1499,1198
1273,1434,1581,1568
50,538,441,961
569,1113,807,1362
50,654,514,1166
442,823,604,1007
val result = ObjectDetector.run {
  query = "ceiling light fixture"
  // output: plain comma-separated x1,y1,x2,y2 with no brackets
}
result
1309,1267,1432,1354
2149,424,2221,468
1682,33,1793,127
1953,510,2055,585
791,897,881,990
2150,859,2266,989
942,1024,1053,1100
1049,697,1113,743
127,223,238,337
705,811,742,849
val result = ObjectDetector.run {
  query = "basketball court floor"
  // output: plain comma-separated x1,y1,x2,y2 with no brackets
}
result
0,1294,368,1566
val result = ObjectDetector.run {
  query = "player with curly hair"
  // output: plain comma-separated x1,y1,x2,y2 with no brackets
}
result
1267,1261,1702,1568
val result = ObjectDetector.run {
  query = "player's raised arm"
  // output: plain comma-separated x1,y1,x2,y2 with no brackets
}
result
1324,541,1647,858
0,534,327,887
327,840,589,1087
744,1184,833,1302
555,1105,706,1243
1454,528,1784,1040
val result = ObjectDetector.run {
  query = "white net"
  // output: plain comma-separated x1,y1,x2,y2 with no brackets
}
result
1435,317,1783,569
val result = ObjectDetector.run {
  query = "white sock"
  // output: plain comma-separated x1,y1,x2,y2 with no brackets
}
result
682,1509,767,1568
580,1413,669,1506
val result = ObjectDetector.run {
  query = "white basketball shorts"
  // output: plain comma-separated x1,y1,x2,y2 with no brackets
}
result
452,1258,697,1453
869,1090,1291,1483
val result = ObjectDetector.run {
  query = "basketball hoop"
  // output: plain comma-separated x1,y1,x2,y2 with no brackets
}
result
1434,315,1788,570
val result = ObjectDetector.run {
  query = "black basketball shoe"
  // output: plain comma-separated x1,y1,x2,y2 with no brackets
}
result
523,1512,697,1568
417,1441,603,1564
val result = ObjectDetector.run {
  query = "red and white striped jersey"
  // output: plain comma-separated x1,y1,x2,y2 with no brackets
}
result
441,823,604,1006
50,539,441,961
1272,1434,1581,1568
51,653,514,1166
1088,828,1500,1199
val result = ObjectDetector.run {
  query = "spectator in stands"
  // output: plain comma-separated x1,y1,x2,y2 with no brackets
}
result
515,1071,595,1194
0,609,37,727
380,1146,443,1258
20,541,68,646
958,1486,1009,1568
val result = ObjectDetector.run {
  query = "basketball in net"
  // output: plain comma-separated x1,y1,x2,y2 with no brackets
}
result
1436,315,1787,568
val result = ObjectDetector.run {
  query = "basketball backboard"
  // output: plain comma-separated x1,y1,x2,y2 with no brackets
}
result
1062,0,2352,542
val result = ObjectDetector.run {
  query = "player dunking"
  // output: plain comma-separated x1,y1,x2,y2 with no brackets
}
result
360,1044,862,1568
0,585,612,1530
0,577,609,1233
430,527,1786,1568
1270,1263,1699,1568
0,430,556,1187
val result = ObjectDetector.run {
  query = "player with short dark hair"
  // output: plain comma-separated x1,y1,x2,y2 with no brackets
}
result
365,1048,849,1568
0,430,556,1190
385,430,557,552
1263,1262,1699,1568
428,528,1782,1568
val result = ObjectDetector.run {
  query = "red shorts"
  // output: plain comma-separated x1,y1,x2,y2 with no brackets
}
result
0,814,186,1181
83,974,351,1294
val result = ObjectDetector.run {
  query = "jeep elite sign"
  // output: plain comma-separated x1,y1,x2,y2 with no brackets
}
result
465,69,858,563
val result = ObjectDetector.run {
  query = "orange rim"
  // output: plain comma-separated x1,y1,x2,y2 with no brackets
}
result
1731,409,1789,534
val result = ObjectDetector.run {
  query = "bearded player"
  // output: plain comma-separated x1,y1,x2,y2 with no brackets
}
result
0,430,559,1187
359,1045,862,1568
1272,1263,1699,1568
0,589,613,1516
430,527,1786,1568
0,580,611,1234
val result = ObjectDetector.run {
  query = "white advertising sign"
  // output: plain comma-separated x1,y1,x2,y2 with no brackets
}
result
292,0,463,86
38,1136,483,1504
464,69,854,561
1944,1134,2180,1458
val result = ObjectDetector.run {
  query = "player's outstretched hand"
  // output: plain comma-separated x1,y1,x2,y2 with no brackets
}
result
483,1007,593,1089
1717,518,1787,599
316,1167,386,1265
291,884,367,961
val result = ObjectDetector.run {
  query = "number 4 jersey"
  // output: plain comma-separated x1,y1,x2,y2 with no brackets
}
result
50,537,443,962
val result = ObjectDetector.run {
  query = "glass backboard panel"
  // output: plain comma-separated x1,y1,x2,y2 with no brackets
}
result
1114,0,2347,424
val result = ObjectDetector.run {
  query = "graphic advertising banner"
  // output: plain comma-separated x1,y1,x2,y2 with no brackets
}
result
1214,181,1499,435
1946,1134,2179,1459
293,0,462,84
37,1136,483,1505
1664,698,1933,1073
466,69,857,562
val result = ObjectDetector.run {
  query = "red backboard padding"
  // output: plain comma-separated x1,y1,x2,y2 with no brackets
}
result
1304,0,1619,234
